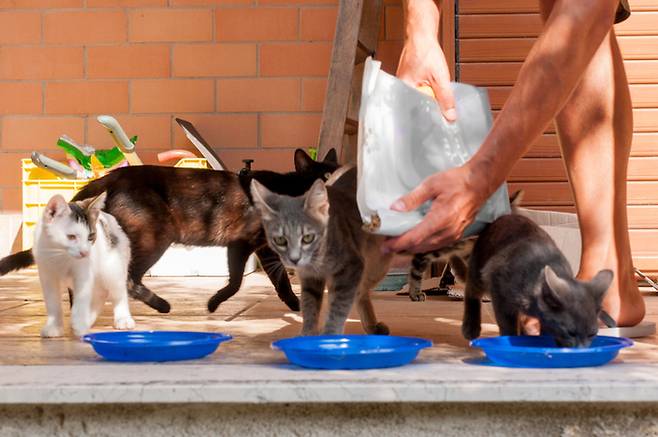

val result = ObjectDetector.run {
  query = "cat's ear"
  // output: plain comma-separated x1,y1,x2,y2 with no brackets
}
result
294,149,315,173
322,148,338,164
250,179,278,219
304,179,329,225
44,195,68,223
541,265,568,310
587,269,614,303
82,192,107,227
325,164,354,187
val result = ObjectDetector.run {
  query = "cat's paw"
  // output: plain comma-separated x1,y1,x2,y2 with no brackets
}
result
40,323,64,338
114,316,135,330
71,320,91,338
301,328,320,336
409,290,426,302
283,295,301,312
461,320,481,340
374,322,390,335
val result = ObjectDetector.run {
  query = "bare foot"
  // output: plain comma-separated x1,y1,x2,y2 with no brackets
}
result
579,255,645,327
600,268,645,327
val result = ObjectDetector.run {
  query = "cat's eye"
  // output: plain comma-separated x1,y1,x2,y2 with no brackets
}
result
88,234,95,242
301,234,315,244
67,234,76,241
273,236,287,246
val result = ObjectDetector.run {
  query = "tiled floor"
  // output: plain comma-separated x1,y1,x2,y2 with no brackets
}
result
1,269,658,366
4,269,658,405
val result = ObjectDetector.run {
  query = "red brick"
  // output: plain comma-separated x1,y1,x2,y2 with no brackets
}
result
129,9,212,42
134,150,164,166
220,149,296,172
132,79,214,113
302,78,326,111
87,45,170,79
0,83,41,115
88,0,165,6
385,6,403,40
300,7,337,41
172,114,258,150
0,12,40,44
261,113,321,148
2,117,85,151
216,8,298,41
0,187,22,212
260,42,332,76
45,82,129,115
0,0,81,8
44,11,126,44
0,47,83,80
0,153,24,189
87,115,171,150
217,78,300,112
258,0,336,4
171,0,253,4
173,44,256,77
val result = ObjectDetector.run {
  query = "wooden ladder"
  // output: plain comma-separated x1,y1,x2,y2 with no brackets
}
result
316,0,383,164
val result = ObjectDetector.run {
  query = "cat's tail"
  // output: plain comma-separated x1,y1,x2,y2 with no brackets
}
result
0,249,35,276
509,190,525,212
71,169,122,202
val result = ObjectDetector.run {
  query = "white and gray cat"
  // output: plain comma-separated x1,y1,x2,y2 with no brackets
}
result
33,193,134,338
251,166,392,335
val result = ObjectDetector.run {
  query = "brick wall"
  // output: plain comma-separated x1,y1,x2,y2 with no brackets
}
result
0,0,405,212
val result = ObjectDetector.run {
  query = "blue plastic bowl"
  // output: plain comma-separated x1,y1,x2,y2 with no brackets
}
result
470,335,633,368
83,331,233,362
272,335,432,370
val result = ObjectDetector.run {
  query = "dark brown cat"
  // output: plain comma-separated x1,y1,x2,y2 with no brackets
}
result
0,149,338,314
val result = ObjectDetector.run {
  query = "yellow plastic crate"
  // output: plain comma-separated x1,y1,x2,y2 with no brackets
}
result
21,157,209,249
173,157,210,169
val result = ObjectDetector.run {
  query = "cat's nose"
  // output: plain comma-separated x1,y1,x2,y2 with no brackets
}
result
288,256,300,265
79,250,89,258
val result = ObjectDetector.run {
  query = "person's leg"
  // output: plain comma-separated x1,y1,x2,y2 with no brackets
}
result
539,0,644,326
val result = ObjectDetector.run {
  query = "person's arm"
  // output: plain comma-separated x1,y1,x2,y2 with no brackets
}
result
383,0,619,254
397,0,456,121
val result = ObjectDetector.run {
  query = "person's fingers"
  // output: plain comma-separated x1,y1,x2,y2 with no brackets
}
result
382,214,449,253
382,227,456,254
429,77,457,122
390,180,434,212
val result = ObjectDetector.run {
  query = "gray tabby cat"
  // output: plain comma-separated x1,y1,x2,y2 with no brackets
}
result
406,237,476,301
250,167,392,335
461,213,613,348
405,191,524,302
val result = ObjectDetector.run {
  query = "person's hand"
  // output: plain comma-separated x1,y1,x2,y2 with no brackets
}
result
396,35,456,122
382,165,488,254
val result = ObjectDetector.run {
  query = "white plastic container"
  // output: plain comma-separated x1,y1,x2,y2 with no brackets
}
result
148,245,256,277
357,58,510,236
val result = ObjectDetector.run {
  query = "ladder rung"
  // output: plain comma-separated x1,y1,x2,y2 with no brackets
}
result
344,118,358,135
355,39,376,65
